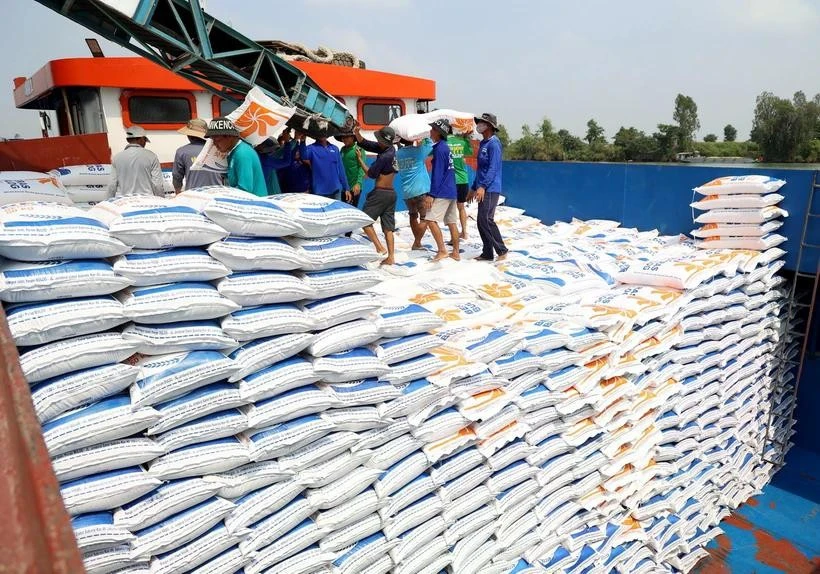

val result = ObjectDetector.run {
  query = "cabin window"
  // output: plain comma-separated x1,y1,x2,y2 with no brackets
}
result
358,99,405,128
213,96,241,118
120,90,196,129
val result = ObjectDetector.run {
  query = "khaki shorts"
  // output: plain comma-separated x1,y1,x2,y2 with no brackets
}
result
423,197,458,225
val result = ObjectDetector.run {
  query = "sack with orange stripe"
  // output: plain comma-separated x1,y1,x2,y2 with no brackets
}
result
226,86,296,146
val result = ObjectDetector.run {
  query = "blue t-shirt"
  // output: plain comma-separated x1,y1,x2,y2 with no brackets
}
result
396,138,433,200
473,135,503,194
429,139,457,200
301,141,349,196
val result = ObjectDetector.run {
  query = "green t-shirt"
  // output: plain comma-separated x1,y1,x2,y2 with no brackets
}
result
447,135,473,185
340,144,364,190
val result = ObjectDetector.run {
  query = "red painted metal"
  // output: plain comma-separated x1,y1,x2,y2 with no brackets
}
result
0,133,111,172
0,306,84,573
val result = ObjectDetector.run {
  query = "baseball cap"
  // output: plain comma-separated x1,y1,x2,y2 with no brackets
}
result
125,126,149,141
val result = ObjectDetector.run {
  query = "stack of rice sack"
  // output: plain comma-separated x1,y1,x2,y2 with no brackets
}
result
48,164,115,206
0,179,794,573
690,175,788,251
46,164,176,207
364,218,791,573
0,188,391,574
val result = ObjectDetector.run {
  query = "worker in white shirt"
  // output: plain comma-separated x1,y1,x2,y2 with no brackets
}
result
108,126,165,197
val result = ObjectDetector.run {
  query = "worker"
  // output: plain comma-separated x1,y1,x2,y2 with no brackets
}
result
172,118,224,192
255,138,294,195
422,119,459,261
337,130,365,207
447,130,474,240
354,125,399,265
278,129,311,193
470,112,508,262
108,126,165,197
396,137,433,250
205,117,267,197
299,133,349,200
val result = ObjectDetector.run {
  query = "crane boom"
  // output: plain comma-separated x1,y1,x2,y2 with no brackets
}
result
32,0,354,129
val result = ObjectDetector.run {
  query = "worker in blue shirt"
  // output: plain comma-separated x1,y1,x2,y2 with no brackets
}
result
277,129,311,193
355,125,399,265
299,134,350,200
255,138,294,195
470,112,508,261
396,137,433,250
423,119,459,262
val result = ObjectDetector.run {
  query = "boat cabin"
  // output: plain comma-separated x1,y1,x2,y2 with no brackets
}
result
2,56,436,171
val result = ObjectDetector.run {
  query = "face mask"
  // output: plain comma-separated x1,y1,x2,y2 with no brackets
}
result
475,122,489,134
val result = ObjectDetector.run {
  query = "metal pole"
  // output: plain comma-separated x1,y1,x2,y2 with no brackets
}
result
61,89,75,136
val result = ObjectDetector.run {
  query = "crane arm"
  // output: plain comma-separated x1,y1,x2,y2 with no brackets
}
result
32,0,353,129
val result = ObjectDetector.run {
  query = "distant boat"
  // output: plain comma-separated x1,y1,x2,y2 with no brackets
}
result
675,152,755,164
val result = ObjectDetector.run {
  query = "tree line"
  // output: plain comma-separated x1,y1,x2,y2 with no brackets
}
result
496,91,820,163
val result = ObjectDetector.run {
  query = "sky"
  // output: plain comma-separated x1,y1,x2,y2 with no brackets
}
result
2,0,820,140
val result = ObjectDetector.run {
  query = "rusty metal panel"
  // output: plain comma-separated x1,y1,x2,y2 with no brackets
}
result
0,305,84,573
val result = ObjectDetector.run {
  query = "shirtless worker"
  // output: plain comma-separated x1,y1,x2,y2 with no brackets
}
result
354,125,399,265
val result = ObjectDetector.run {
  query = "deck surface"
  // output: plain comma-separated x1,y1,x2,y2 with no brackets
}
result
694,446,820,574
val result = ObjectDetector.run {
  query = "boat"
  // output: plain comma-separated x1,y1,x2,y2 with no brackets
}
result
1,54,436,171
675,151,756,164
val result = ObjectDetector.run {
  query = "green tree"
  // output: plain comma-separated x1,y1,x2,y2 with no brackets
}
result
723,124,737,142
613,126,656,161
703,133,718,142
653,124,680,161
496,124,511,148
673,94,700,150
507,124,549,161
751,91,805,162
585,119,606,145
557,128,585,159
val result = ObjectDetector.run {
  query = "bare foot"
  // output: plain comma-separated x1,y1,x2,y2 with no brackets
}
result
449,252,461,261
460,234,468,240
411,244,426,251
380,257,395,266
432,251,449,262
496,252,508,262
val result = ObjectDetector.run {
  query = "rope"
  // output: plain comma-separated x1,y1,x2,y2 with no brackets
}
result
259,40,365,69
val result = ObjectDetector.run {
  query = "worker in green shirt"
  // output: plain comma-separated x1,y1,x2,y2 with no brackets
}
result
205,117,267,197
336,130,365,207
447,133,474,240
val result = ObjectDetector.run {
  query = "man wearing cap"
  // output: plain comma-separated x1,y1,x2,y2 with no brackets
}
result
470,112,508,261
396,136,434,250
206,117,267,197
337,131,365,207
422,118,459,261
299,134,349,201
172,118,224,192
108,126,165,197
354,125,399,265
